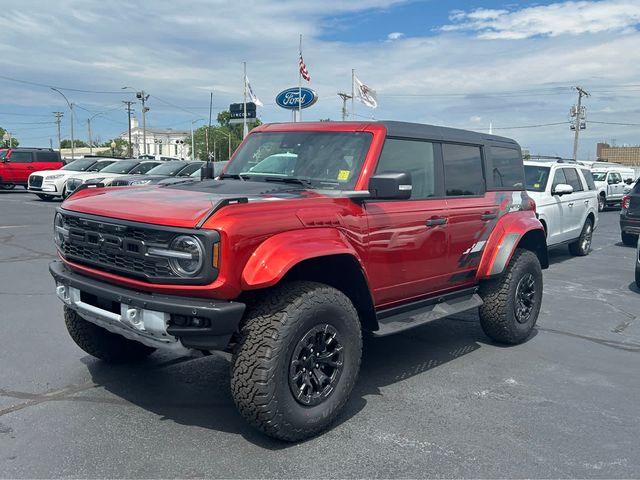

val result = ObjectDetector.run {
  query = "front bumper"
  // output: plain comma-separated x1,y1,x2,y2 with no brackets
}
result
49,261,245,352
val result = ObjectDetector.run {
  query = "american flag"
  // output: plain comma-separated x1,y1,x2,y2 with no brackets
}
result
299,54,310,82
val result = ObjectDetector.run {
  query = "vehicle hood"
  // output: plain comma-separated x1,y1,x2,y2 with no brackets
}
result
30,169,66,178
111,174,170,184
61,179,319,228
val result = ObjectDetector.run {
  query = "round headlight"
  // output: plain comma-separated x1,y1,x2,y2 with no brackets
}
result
54,213,68,246
169,235,204,276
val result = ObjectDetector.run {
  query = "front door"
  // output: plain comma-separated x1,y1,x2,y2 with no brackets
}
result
364,137,450,308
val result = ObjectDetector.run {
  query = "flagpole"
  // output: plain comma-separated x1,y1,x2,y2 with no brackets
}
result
298,34,303,123
351,68,355,120
243,62,248,138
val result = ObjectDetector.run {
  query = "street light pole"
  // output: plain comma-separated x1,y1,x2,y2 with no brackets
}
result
51,87,75,160
122,87,149,156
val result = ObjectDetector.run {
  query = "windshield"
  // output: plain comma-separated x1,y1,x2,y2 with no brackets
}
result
145,162,186,176
178,162,205,176
592,172,606,181
224,131,373,189
60,159,97,171
99,160,140,174
524,165,550,192
88,160,115,172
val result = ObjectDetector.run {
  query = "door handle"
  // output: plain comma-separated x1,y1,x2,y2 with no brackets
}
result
568,203,574,207
27,166,35,170
480,213,497,221
426,217,447,227
584,200,590,205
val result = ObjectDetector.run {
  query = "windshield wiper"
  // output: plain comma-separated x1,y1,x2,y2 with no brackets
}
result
263,176,314,188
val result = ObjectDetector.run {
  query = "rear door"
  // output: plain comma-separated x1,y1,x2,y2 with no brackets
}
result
33,151,62,172
444,143,501,284
4,151,34,183
562,167,589,236
364,137,450,307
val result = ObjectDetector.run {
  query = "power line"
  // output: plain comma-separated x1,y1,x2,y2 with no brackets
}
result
0,74,134,95
589,120,640,126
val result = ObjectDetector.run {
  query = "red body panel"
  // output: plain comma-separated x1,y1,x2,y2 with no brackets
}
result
59,122,544,311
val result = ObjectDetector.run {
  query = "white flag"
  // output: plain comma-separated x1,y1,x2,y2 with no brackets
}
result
354,75,378,109
245,76,263,107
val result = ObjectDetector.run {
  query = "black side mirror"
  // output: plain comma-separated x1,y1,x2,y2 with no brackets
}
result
368,172,412,200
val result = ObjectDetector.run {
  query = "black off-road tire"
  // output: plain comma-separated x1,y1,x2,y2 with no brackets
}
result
478,249,543,345
36,193,54,201
569,217,593,256
621,232,638,247
230,281,362,442
0,184,15,190
635,266,640,290
598,194,606,212
64,306,155,363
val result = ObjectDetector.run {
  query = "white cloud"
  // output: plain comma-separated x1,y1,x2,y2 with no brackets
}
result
387,32,405,40
442,0,640,39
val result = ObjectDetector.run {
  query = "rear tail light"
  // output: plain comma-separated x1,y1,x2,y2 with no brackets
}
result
622,195,631,210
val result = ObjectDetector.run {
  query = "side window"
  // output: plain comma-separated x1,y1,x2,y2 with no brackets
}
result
564,168,583,192
443,144,484,196
489,147,524,189
608,172,621,184
375,138,435,200
580,169,596,190
36,151,60,162
551,168,567,190
7,152,32,163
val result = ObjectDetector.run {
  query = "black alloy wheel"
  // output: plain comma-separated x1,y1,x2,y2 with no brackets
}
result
289,324,344,407
514,273,536,324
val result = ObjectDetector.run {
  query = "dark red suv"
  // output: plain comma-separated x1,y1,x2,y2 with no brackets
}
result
0,148,63,189
50,121,548,440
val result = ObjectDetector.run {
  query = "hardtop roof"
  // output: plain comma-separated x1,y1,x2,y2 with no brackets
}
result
381,121,519,147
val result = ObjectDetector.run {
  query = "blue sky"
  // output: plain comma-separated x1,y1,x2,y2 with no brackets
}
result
1,0,640,158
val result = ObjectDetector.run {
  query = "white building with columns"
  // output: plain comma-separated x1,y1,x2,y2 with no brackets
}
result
120,118,190,158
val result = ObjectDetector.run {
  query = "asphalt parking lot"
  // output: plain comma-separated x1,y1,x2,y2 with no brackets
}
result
1,188,639,479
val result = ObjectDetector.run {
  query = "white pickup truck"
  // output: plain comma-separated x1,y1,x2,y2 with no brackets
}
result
592,168,634,211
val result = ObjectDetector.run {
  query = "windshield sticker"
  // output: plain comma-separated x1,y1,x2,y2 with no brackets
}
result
337,170,350,181
533,183,540,188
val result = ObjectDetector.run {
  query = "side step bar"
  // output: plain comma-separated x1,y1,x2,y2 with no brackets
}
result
374,290,483,337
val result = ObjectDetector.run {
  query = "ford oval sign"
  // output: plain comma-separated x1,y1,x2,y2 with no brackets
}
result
275,87,318,110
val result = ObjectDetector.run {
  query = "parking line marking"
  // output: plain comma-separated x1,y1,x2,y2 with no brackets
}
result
0,225,31,229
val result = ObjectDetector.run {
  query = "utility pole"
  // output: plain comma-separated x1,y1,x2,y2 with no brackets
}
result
136,91,149,155
123,101,134,157
338,93,353,121
571,86,590,161
53,112,63,151
87,118,93,155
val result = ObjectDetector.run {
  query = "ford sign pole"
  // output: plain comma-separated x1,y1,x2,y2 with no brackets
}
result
298,35,302,122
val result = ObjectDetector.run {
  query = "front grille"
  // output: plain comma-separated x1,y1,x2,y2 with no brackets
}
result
60,213,178,281
110,179,130,187
29,175,43,188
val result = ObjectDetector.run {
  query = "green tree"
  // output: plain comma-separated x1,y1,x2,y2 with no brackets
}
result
60,139,88,148
96,138,130,157
185,111,261,162
0,127,20,148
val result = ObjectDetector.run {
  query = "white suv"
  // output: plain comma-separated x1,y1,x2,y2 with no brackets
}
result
524,160,599,256
27,158,119,201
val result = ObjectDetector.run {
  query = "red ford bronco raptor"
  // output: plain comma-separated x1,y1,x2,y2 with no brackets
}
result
50,121,548,441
